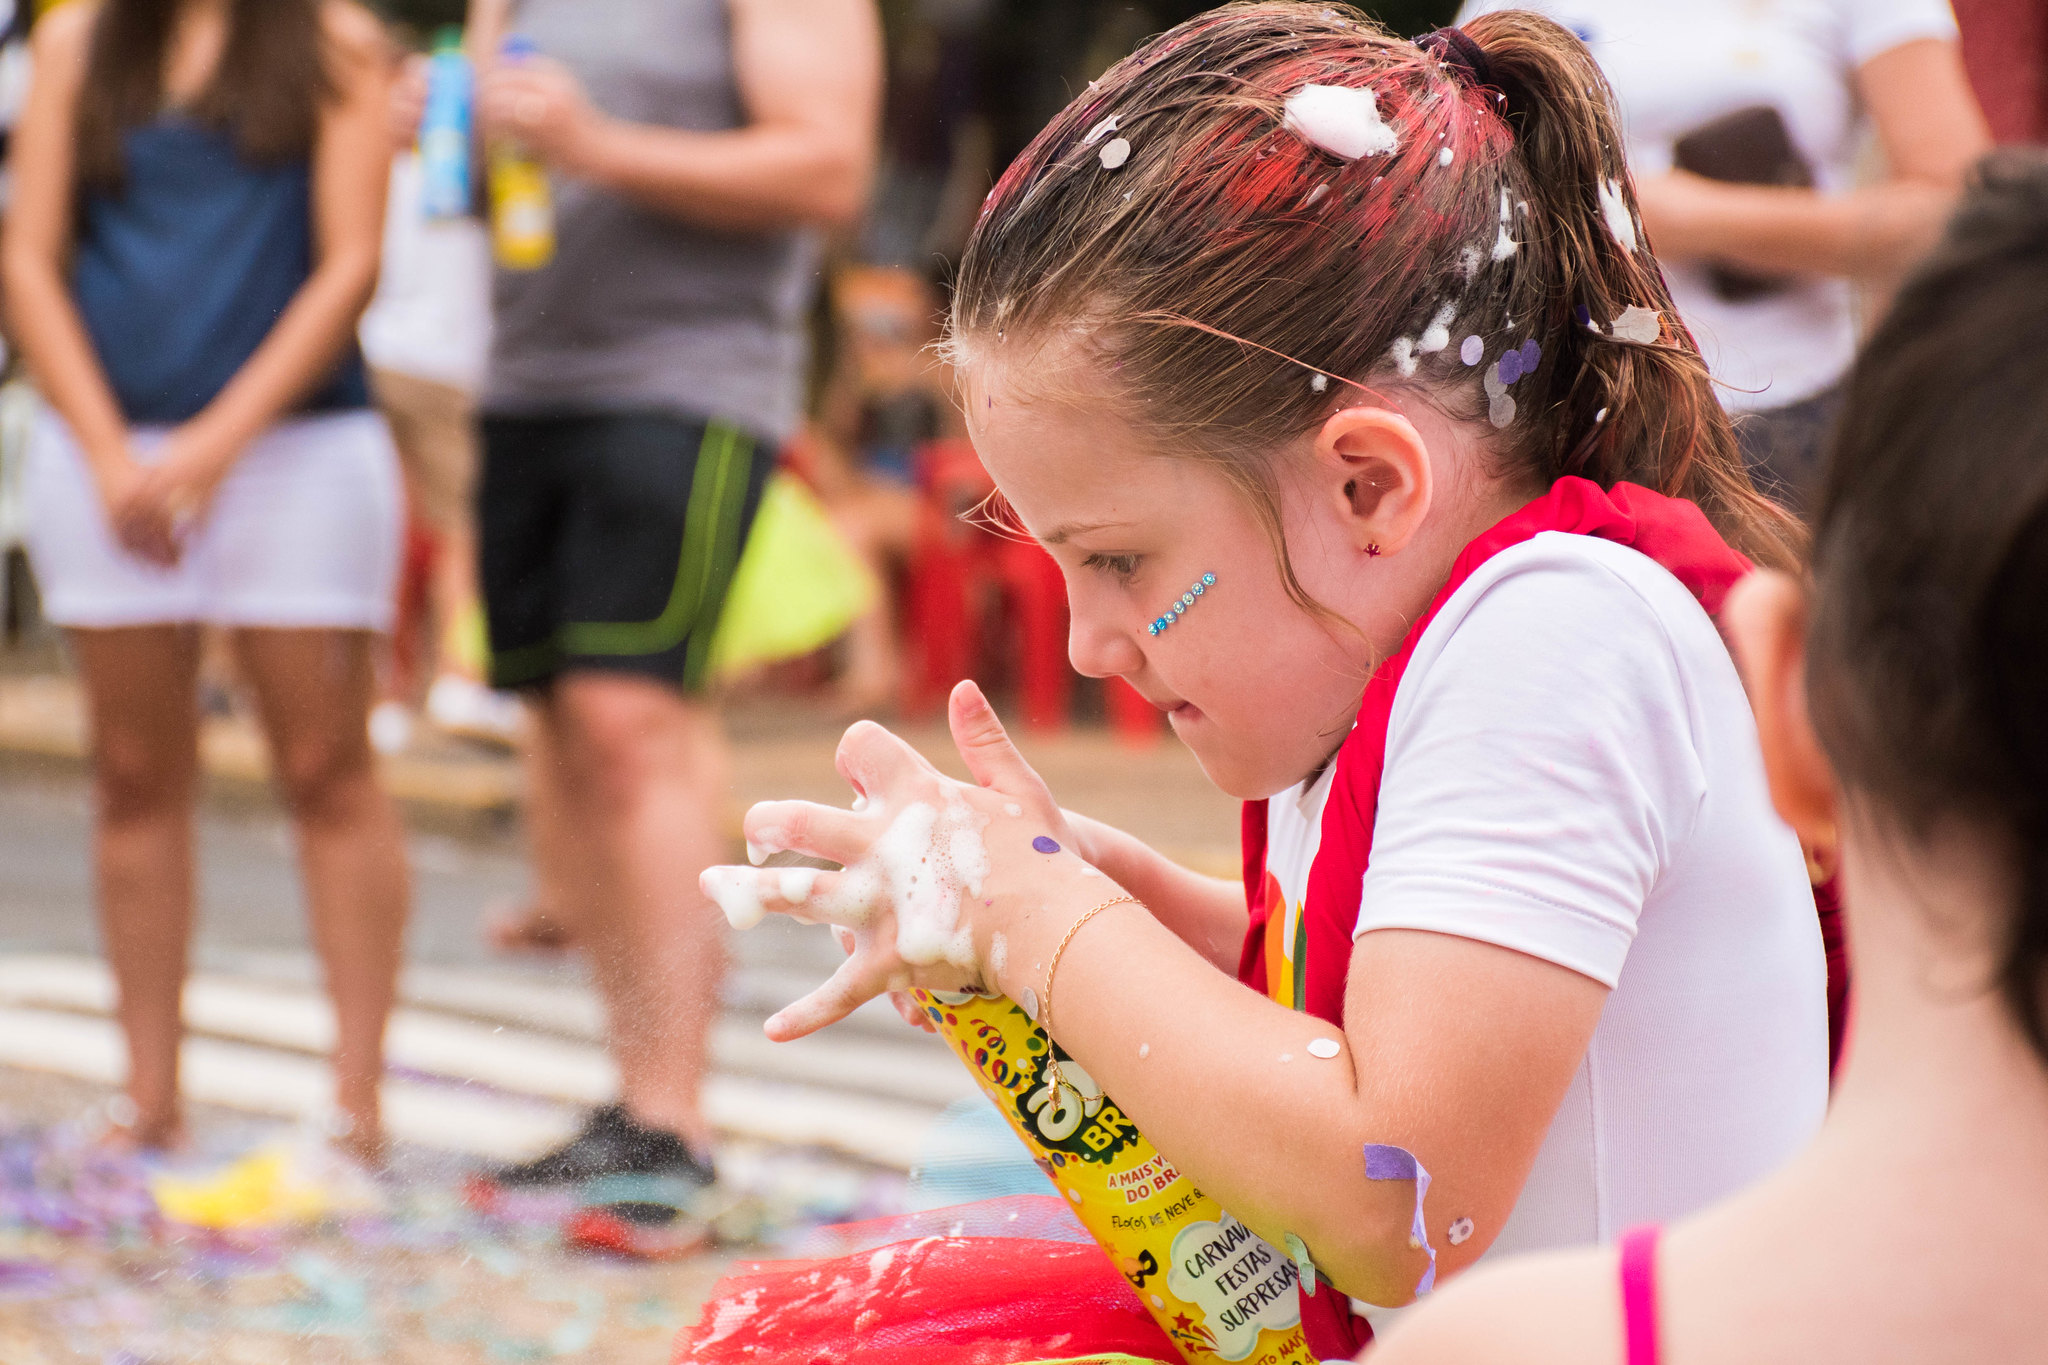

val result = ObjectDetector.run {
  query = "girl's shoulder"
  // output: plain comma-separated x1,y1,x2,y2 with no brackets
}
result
1427,531,1727,682
1371,1243,1621,1365
317,0,388,72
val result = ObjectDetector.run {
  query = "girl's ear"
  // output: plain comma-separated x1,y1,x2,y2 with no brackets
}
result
1313,405,1433,558
1724,571,1837,848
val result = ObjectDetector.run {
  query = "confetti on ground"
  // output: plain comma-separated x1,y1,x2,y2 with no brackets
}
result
0,1068,909,1364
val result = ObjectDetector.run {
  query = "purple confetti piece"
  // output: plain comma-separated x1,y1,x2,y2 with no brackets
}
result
1362,1142,1437,1296
1520,337,1541,369
1497,348,1523,385
1574,304,1592,326
1032,836,1062,854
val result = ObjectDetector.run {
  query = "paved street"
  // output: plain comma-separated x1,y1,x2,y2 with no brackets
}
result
0,660,1239,1361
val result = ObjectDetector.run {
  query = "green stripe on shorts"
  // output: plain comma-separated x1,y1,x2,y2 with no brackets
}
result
495,420,756,689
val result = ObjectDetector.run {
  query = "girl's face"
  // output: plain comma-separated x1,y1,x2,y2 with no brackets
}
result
966,368,1393,800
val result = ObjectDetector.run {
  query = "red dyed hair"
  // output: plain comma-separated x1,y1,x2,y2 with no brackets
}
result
947,2,1801,585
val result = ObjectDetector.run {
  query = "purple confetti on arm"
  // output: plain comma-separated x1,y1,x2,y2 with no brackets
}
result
1032,836,1062,855
1362,1142,1437,1296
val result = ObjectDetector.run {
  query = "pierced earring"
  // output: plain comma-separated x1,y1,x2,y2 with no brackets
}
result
1147,573,1217,636
1366,543,1382,557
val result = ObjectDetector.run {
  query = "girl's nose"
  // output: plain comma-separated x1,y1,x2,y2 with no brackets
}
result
1068,607,1146,681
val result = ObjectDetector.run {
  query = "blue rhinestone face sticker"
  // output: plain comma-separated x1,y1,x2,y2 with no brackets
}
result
1147,574,1217,637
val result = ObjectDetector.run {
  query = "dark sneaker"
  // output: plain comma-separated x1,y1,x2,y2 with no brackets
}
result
490,1104,717,1188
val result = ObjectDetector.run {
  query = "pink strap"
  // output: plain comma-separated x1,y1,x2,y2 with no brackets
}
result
1617,1225,1662,1365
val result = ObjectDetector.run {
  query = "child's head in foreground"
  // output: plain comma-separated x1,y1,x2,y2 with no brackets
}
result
1750,149,2048,1063
945,2,1798,800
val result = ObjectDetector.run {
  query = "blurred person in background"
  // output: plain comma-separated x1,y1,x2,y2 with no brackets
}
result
1458,0,1991,514
464,0,881,1189
362,20,508,751
3,0,405,1157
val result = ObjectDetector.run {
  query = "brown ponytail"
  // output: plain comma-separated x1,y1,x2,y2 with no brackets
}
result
1462,10,1802,568
950,1,1802,579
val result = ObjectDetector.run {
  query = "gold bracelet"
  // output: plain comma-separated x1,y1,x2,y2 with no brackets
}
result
1040,894,1137,1090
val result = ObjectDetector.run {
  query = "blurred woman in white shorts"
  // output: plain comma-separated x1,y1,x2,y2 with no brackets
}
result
3,0,407,1159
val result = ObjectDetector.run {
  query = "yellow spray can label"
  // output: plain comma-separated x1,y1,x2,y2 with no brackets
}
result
916,988,1318,1365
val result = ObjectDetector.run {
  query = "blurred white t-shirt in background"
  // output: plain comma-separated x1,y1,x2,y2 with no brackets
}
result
1456,0,1960,413
359,153,494,395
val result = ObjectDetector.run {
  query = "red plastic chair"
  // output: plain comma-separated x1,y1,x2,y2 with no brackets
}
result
902,439,1164,743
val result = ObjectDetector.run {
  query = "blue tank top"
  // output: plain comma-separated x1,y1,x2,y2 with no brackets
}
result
72,119,369,424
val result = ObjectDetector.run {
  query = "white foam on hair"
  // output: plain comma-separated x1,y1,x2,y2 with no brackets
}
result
1598,178,1636,254
1389,335,1418,378
1417,303,1457,354
1282,83,1400,161
1490,187,1517,262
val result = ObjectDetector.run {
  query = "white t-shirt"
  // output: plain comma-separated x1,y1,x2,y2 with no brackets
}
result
1457,0,1960,411
1263,533,1829,1322
358,153,494,393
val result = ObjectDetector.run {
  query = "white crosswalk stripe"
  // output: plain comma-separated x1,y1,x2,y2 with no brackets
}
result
0,951,972,1169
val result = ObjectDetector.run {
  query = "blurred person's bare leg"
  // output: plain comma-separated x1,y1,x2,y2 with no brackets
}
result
485,711,580,953
72,625,202,1150
829,483,918,716
233,628,410,1162
544,670,727,1153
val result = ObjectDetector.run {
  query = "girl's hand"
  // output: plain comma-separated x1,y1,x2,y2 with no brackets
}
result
703,681,1114,1041
91,453,178,566
117,430,235,564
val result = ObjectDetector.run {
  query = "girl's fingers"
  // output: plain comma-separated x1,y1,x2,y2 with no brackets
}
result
834,718,940,801
948,680,1054,801
743,799,869,866
890,989,937,1033
699,864,872,931
764,949,898,1042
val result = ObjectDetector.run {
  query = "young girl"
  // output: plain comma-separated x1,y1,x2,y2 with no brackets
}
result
706,5,1828,1351
1372,149,2048,1365
6,0,404,1156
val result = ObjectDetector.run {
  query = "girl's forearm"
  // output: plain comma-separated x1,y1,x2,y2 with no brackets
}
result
1066,811,1248,971
988,880,1428,1305
1650,178,1957,282
179,248,380,470
3,256,132,476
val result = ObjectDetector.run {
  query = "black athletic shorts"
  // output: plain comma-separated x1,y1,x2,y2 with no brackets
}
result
478,411,771,692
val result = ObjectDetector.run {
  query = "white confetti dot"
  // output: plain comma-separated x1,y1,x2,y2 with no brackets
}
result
1611,306,1662,344
1151,1294,1165,1309
1307,1037,1342,1059
1019,986,1040,1022
1489,391,1518,428
1460,335,1484,366
1003,803,1023,817
1438,146,1454,166
1279,1053,1294,1063
1099,137,1132,169
1139,1042,1150,1059
1311,372,1329,393
1083,113,1120,146
1448,1216,1475,1245
1067,1188,1083,1203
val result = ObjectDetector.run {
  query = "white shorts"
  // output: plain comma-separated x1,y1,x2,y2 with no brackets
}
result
24,407,403,631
